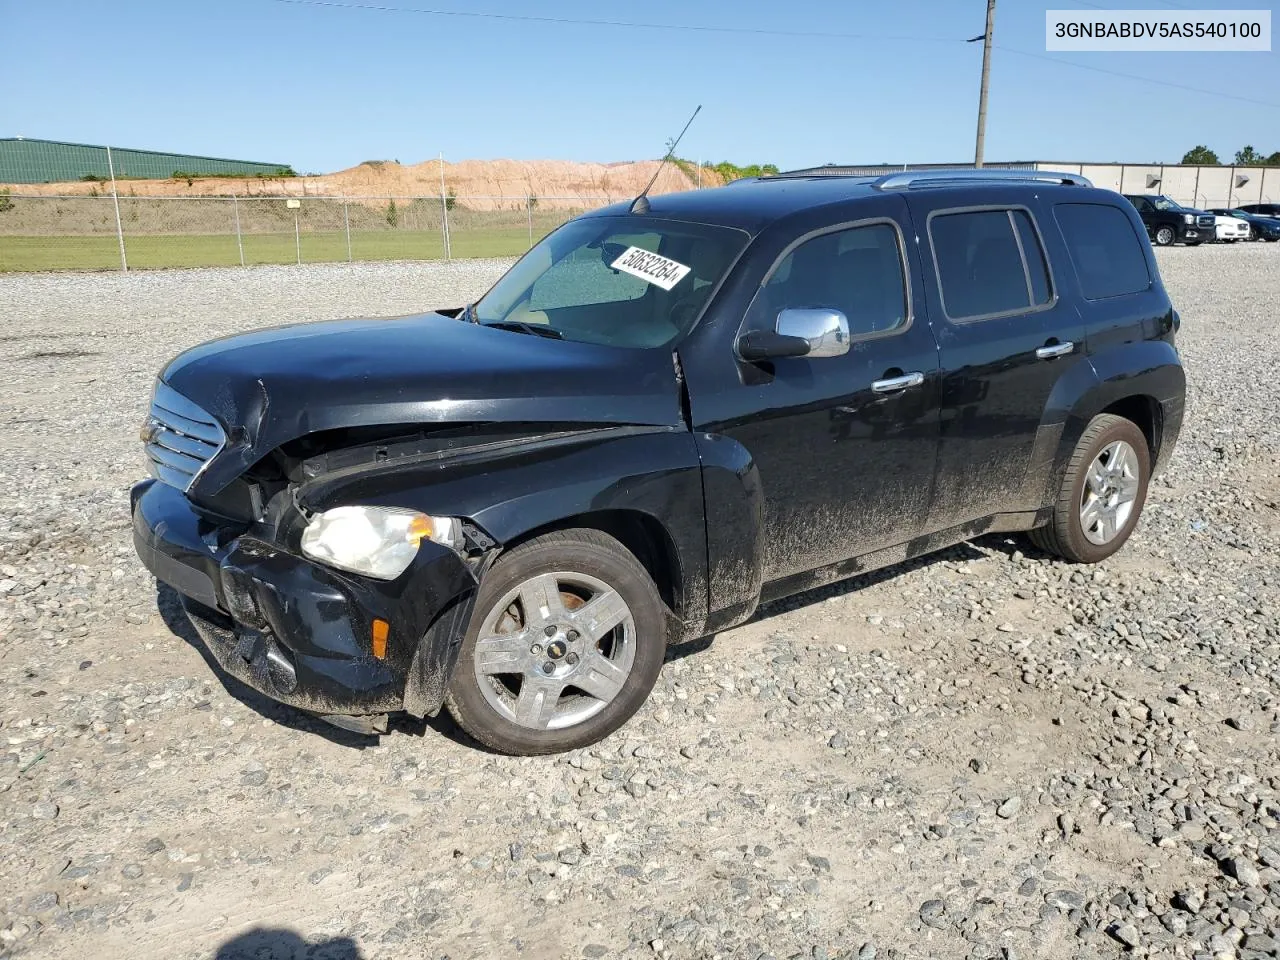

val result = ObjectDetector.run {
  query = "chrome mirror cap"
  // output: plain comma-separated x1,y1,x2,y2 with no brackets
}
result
776,308,850,358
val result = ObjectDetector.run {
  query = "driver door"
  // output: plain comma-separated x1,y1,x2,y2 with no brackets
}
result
684,196,943,586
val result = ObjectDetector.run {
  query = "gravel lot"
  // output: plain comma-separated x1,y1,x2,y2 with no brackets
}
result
1,247,1278,960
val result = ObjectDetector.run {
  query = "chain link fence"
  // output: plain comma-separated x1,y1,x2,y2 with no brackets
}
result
0,194,627,272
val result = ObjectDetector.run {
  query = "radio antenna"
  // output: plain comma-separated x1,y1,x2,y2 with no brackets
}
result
630,104,702,214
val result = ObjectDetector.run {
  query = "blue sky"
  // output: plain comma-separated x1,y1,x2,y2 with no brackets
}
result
3,0,1277,172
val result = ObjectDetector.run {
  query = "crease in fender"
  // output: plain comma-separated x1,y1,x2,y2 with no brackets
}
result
297,423,685,499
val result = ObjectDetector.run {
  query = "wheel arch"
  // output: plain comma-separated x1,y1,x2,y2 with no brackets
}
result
497,509,688,628
1034,341,1184,510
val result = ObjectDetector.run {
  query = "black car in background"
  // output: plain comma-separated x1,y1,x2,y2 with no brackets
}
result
1122,194,1215,246
133,168,1186,755
1238,202,1280,218
1208,208,1280,242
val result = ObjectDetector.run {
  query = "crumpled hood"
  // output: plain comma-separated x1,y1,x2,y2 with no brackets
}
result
160,311,682,493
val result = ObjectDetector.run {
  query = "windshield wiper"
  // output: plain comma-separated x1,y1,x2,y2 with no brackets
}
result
480,320,563,340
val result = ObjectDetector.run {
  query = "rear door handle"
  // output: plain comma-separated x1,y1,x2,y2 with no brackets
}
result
871,371,925,394
1036,341,1074,360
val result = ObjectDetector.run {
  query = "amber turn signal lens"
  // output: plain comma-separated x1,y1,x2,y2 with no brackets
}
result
406,514,433,543
371,618,389,659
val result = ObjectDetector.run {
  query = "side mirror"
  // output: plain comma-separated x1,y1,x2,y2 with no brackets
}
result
737,308,850,362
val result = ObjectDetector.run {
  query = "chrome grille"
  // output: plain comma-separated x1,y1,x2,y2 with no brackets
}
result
1197,215,1215,229
143,382,225,492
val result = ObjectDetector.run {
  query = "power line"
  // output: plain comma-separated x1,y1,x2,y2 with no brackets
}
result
995,45,1280,110
271,0,960,43
275,0,1280,111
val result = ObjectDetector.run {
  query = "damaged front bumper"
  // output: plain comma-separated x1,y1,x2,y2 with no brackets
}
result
131,478,480,721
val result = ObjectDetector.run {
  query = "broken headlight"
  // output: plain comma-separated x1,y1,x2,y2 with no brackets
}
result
300,505,463,580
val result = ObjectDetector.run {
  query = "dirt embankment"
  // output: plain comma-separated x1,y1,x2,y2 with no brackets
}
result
3,158,726,209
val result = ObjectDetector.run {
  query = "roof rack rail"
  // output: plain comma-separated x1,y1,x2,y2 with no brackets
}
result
873,168,1092,190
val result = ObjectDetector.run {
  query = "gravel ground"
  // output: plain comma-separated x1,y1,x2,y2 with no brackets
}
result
0,247,1278,960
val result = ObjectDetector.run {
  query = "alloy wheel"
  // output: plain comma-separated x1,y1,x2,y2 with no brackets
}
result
1079,440,1141,545
472,571,635,730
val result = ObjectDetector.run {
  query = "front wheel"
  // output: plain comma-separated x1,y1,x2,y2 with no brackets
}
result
444,529,667,755
1028,414,1150,563
1154,226,1176,246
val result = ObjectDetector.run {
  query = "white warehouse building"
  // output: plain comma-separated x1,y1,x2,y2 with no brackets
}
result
802,162,1279,210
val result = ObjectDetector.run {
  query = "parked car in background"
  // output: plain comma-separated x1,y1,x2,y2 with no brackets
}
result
1212,208,1280,241
132,168,1186,755
1122,194,1215,246
1208,212,1251,243
1238,202,1280,218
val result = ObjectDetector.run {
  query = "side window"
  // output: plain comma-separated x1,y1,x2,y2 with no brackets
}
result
529,233,660,310
1053,203,1152,300
755,222,908,338
928,209,1053,321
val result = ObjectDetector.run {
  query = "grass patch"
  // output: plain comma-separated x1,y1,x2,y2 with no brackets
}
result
0,226,556,272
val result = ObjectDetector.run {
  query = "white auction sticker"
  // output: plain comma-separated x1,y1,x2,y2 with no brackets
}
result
610,246,691,291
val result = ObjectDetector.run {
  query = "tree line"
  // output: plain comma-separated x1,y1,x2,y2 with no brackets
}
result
1181,145,1280,166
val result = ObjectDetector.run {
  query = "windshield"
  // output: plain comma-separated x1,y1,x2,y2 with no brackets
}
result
473,215,749,349
1152,196,1185,211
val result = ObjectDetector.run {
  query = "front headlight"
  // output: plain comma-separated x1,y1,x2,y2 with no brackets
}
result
300,505,464,580
1183,213,1195,224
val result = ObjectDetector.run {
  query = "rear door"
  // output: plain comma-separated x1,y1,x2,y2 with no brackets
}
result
907,192,1089,532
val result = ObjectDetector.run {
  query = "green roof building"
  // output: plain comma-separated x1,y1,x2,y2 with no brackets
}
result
0,138,293,184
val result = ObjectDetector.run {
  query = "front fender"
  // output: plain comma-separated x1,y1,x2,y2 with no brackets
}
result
297,426,709,629
693,432,765,633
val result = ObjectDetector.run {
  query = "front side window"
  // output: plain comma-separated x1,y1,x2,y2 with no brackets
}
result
1054,203,1151,300
475,216,748,349
751,222,909,338
928,208,1054,321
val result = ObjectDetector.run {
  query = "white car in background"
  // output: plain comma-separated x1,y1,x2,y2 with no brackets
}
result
1210,213,1251,243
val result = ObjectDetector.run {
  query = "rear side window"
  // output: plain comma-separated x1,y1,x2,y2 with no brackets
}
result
755,221,909,338
928,208,1054,321
1053,203,1151,300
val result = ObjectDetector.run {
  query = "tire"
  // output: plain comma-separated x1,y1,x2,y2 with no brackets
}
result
1028,414,1150,564
1154,225,1176,246
444,528,667,755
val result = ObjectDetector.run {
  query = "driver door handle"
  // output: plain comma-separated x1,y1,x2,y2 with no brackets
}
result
871,371,925,394
1036,340,1074,360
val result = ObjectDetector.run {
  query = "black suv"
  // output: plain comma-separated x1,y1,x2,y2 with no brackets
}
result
1122,194,1215,246
133,169,1186,755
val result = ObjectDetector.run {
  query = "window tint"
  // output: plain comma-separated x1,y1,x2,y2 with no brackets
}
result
1054,203,1151,300
929,209,1051,320
756,222,908,338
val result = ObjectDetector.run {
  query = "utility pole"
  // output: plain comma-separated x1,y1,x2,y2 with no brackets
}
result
969,0,996,168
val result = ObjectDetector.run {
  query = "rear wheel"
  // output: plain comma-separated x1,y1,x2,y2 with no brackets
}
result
1154,226,1176,246
444,529,666,755
1029,414,1150,563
